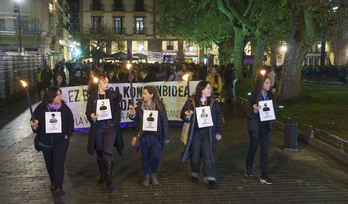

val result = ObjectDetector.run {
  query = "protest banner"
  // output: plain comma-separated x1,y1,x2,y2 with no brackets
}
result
61,81,200,132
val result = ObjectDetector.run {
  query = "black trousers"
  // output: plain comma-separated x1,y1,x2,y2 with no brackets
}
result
190,129,216,180
246,126,271,176
95,123,116,162
41,139,69,188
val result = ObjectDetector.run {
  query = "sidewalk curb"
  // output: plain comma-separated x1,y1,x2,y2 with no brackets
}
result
274,121,348,166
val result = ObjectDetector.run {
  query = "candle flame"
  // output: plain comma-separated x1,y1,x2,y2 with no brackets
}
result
126,62,131,70
260,70,266,76
93,77,98,83
20,80,27,87
183,74,189,81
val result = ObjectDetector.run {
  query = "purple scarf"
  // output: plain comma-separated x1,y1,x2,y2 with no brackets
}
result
47,103,62,110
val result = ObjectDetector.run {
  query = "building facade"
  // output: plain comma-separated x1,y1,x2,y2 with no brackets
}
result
0,0,73,66
79,0,212,64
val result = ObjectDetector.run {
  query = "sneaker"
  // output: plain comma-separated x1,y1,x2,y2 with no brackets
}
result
260,176,273,185
244,166,253,177
191,176,199,183
208,180,220,190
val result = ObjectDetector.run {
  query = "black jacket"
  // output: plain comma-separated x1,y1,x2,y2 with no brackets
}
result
244,94,277,137
32,103,74,146
86,90,124,155
180,96,222,164
129,100,170,144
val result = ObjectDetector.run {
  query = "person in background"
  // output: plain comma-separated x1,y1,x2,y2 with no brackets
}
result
42,65,53,92
129,86,170,187
168,67,183,81
35,66,43,98
30,87,74,197
54,74,68,88
224,63,237,102
206,67,222,95
140,69,157,82
69,69,87,86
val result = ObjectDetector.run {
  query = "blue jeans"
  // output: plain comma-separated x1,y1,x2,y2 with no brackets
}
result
246,126,271,176
140,133,163,175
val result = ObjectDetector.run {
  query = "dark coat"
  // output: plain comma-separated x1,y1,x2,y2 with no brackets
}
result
129,100,170,144
180,96,223,165
32,103,74,146
244,94,277,137
86,90,124,155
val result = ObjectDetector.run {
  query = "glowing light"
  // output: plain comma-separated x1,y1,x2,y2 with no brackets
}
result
127,62,131,70
281,45,287,52
93,77,98,83
183,74,189,81
20,80,27,87
260,70,266,76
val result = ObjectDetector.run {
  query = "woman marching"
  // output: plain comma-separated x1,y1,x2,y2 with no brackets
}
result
30,87,74,197
244,71,277,185
86,72,123,190
129,86,170,187
180,81,223,190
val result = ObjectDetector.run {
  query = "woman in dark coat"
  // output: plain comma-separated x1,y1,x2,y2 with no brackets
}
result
244,73,277,185
180,81,223,190
85,72,123,190
129,85,170,187
31,87,74,197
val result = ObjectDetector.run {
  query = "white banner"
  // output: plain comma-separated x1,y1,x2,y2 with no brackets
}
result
61,81,199,131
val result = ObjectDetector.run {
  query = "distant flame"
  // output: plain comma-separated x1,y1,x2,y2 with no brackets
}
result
260,70,266,76
93,77,98,83
126,63,131,70
183,74,189,81
20,80,27,87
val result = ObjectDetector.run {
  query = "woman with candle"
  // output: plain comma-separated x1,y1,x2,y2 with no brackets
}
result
85,72,123,191
30,87,74,197
243,72,277,185
180,81,223,190
129,86,170,187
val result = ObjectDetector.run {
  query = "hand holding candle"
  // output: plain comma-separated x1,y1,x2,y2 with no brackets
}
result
20,80,38,126
183,74,193,116
127,62,137,109
91,76,99,120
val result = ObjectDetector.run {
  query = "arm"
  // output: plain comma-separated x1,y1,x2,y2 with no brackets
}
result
86,94,94,123
217,75,223,93
180,99,193,122
160,104,170,141
244,98,258,120
65,106,74,137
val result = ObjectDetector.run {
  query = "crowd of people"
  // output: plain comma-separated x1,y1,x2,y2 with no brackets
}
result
31,60,275,198
35,60,238,102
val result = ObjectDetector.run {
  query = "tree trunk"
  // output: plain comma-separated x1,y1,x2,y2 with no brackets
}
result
269,44,277,68
253,34,266,84
320,40,326,68
233,26,247,81
277,40,309,100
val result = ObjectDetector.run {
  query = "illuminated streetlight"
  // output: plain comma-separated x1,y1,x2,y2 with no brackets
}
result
281,45,287,52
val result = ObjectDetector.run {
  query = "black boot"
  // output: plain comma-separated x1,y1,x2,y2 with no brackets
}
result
97,160,106,186
105,161,115,190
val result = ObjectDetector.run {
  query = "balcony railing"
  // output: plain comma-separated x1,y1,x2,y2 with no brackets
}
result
112,4,125,11
133,5,145,12
113,27,125,34
167,45,174,50
90,4,104,11
133,28,146,35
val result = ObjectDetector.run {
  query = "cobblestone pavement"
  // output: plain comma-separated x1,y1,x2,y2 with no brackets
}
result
0,103,347,203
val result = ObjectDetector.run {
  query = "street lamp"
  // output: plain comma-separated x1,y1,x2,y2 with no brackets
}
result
14,0,23,53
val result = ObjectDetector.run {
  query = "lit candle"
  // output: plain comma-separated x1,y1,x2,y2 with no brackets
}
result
127,62,136,108
20,80,38,125
92,76,99,117
254,69,267,110
183,74,192,115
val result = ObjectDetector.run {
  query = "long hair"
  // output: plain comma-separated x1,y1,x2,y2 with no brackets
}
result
251,75,274,104
42,87,65,106
143,85,162,111
87,72,108,94
193,80,212,105
210,67,219,84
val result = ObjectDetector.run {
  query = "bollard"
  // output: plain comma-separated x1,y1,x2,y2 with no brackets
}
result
284,120,298,150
